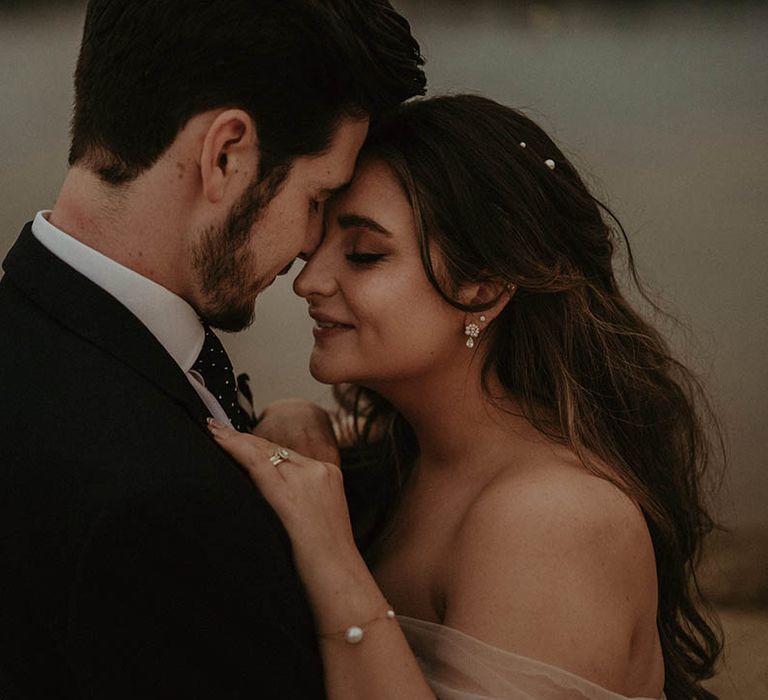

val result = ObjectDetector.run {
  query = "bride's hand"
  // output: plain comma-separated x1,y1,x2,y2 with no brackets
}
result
207,419,357,573
253,399,340,466
208,422,436,700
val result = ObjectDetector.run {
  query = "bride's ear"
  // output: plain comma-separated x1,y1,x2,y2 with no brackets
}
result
458,279,517,324
199,109,259,204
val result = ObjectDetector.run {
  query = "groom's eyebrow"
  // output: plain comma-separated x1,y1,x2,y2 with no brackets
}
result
337,213,393,237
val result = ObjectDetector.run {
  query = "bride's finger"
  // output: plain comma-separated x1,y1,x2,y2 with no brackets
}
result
210,419,318,469
207,419,283,488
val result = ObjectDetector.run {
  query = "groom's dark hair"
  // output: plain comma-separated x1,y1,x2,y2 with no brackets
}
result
69,0,426,186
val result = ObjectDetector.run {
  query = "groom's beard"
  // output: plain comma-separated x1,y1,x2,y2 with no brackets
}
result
192,174,276,332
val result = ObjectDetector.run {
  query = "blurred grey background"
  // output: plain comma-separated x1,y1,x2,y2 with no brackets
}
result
1,2,767,692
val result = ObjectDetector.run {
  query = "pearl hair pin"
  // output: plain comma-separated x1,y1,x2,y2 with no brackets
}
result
518,140,555,170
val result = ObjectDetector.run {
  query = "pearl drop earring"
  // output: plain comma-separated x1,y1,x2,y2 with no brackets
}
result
464,322,481,348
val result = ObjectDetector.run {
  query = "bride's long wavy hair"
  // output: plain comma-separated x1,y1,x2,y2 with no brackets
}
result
336,95,723,699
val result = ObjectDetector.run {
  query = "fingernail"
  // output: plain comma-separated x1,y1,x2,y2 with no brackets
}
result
207,417,228,434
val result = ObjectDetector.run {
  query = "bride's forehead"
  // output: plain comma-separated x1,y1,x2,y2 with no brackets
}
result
347,158,403,194
338,165,411,214
323,167,414,234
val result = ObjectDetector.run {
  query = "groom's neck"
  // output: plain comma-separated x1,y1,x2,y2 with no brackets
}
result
49,165,192,298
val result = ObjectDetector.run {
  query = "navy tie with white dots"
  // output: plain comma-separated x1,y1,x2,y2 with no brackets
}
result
192,324,255,432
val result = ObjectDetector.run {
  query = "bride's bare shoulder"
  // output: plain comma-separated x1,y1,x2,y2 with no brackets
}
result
442,454,660,693
458,454,652,561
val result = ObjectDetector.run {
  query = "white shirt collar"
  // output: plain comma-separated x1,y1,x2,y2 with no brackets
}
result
31,211,205,372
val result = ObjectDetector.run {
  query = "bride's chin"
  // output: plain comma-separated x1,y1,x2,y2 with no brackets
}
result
308,361,346,386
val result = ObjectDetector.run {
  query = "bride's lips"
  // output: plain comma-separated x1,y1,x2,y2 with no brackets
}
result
308,310,354,340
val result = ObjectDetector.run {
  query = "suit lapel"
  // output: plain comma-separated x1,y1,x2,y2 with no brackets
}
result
2,223,212,429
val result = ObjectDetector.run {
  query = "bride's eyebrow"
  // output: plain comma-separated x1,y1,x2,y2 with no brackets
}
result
337,213,393,238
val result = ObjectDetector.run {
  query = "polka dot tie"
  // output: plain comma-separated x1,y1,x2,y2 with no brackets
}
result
192,324,255,432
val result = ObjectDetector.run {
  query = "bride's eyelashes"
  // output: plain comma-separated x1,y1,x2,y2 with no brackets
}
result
339,230,391,266
345,252,387,266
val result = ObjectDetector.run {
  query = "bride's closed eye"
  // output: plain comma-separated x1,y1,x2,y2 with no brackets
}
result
345,252,387,265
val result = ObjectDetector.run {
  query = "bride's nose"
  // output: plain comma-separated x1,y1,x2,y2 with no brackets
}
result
293,244,339,299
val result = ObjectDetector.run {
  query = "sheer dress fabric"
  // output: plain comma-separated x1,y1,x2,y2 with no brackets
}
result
398,616,664,700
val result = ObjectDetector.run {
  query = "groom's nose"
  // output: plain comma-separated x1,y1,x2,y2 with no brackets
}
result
277,260,295,276
299,205,325,259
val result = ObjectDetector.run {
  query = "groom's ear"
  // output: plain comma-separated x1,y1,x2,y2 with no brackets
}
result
199,109,259,204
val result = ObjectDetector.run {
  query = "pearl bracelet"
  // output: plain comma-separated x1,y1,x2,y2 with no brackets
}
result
320,606,397,644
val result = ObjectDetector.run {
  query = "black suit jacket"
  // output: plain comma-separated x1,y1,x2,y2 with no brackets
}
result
0,224,325,699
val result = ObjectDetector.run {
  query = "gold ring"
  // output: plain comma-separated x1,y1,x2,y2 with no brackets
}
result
269,446,290,466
